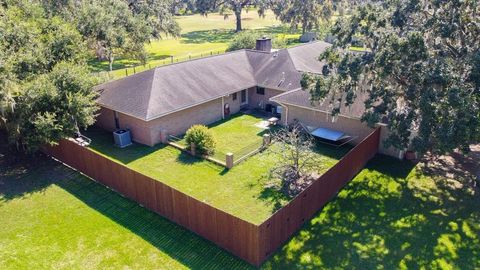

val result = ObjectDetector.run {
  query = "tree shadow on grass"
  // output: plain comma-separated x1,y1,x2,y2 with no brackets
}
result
175,151,204,165
1,154,254,269
261,155,480,269
181,29,235,44
0,156,55,202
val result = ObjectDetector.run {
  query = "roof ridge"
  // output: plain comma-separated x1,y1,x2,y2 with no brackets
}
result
145,68,160,119
151,49,249,70
286,40,325,51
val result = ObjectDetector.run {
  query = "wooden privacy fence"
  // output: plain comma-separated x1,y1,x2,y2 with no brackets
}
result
43,127,381,266
43,140,262,265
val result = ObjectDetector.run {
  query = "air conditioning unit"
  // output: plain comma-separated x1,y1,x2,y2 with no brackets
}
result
113,129,132,148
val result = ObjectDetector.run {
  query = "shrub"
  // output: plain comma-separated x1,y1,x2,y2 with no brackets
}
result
184,125,216,155
226,31,288,52
226,31,256,51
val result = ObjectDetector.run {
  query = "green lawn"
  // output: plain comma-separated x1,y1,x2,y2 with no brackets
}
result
84,124,347,224
263,156,480,269
89,10,301,79
0,158,252,269
177,113,273,156
1,152,478,269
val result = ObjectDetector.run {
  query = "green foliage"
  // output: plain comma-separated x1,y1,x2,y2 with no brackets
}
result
37,0,181,71
0,1,98,152
184,125,216,155
187,0,268,32
271,0,333,33
226,31,257,51
76,0,152,70
0,2,86,80
128,0,180,39
304,0,480,155
226,31,288,51
16,62,98,151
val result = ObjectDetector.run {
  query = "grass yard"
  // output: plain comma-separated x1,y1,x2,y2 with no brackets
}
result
177,113,274,156
0,158,252,269
89,10,301,79
263,156,480,269
1,151,478,269
84,124,347,224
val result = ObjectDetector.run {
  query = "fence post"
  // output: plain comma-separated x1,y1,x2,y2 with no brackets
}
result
125,69,128,77
190,143,196,156
226,153,234,169
263,134,271,146
133,66,136,74
160,129,168,144
170,55,174,63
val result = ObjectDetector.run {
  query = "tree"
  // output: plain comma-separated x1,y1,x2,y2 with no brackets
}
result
302,0,480,155
127,0,181,39
15,63,98,151
190,0,267,32
37,0,180,69
77,0,152,71
267,123,323,197
184,125,216,155
0,1,98,152
271,0,334,34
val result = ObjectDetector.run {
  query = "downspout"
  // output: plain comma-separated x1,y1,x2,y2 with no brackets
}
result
284,105,289,125
221,96,225,119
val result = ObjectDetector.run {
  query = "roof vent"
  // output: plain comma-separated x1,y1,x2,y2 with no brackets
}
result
256,36,272,52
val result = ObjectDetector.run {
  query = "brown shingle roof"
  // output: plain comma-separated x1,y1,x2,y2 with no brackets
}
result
271,88,368,119
96,41,331,121
287,41,331,73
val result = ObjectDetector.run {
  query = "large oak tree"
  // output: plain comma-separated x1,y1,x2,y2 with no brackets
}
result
302,0,479,155
271,0,334,34
0,1,98,152
190,0,267,32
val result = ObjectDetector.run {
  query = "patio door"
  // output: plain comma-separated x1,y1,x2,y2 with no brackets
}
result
240,89,247,106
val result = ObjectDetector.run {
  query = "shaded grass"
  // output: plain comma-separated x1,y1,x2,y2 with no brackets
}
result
1,146,478,268
262,155,480,269
83,126,346,224
0,158,253,269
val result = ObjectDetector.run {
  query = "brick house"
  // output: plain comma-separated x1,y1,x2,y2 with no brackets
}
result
95,39,401,158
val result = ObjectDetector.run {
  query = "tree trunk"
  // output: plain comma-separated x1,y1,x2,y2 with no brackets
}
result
234,5,242,32
108,51,114,72
95,41,107,61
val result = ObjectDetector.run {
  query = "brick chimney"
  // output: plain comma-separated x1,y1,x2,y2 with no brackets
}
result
256,36,272,52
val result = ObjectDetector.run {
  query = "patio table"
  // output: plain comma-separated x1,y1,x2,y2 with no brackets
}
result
268,117,279,126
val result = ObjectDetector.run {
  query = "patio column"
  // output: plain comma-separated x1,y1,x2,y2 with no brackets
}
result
226,153,234,169
263,134,271,146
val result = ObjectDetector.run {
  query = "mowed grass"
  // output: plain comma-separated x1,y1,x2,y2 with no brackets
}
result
89,10,301,79
263,156,480,269
84,124,347,224
178,113,272,155
1,152,478,269
0,158,253,269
